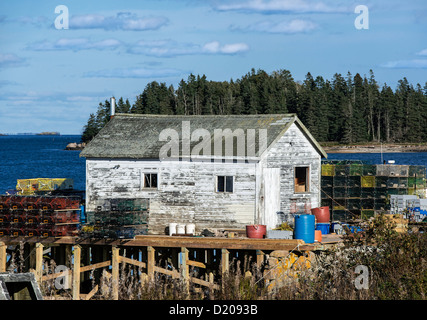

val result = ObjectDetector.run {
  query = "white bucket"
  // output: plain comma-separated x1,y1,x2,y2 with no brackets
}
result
176,224,186,235
186,223,195,235
169,223,177,236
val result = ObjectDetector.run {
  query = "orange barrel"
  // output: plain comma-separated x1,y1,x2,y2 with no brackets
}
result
311,206,330,223
315,230,322,242
246,224,266,238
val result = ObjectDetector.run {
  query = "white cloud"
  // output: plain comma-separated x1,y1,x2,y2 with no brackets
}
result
27,38,122,51
0,53,25,68
233,19,318,34
416,48,427,56
69,12,169,31
129,39,249,57
26,37,249,57
214,0,349,14
202,41,249,54
381,59,427,69
84,67,187,78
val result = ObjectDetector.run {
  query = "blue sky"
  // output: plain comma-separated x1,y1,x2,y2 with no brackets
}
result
0,0,426,134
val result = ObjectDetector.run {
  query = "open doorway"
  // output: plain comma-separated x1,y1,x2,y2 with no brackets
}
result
294,166,309,193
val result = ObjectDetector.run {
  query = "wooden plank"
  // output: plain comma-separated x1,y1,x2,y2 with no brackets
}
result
130,236,305,250
119,256,146,269
42,269,72,281
180,247,189,280
187,260,206,269
147,246,155,282
111,246,120,300
72,245,81,300
35,243,44,284
80,260,111,273
154,266,180,278
221,248,229,274
191,277,220,290
85,285,99,300
0,235,313,252
0,242,6,273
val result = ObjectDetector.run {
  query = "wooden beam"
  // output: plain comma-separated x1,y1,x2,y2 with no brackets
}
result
180,247,189,280
221,248,229,275
147,246,155,282
35,243,44,284
85,285,99,300
111,246,120,300
0,242,6,273
154,266,180,278
187,260,206,269
119,256,146,269
72,245,81,300
42,269,72,281
80,260,111,273
191,276,220,290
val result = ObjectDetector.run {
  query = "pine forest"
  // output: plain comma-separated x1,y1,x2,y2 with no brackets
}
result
81,68,427,145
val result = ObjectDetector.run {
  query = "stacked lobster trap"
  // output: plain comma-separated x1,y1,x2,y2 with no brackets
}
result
80,198,149,239
321,160,427,222
0,195,81,237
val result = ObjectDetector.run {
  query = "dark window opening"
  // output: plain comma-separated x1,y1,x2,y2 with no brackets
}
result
144,173,158,189
295,167,309,193
217,176,233,193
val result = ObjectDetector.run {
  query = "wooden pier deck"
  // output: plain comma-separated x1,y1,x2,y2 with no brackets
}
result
0,234,342,300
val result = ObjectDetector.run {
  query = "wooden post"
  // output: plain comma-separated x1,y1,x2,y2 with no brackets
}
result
256,250,265,269
180,247,189,280
0,242,6,273
221,248,229,275
35,243,44,284
111,246,120,300
72,245,81,300
147,246,155,282
180,247,189,295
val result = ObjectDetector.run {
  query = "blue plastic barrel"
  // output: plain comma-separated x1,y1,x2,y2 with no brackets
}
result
315,223,330,235
294,214,315,243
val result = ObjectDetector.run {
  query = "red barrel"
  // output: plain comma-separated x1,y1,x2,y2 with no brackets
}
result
246,224,266,238
311,206,330,223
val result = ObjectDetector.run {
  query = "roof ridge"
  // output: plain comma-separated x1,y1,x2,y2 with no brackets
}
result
114,113,297,118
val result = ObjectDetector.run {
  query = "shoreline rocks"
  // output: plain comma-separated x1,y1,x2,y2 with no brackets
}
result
322,143,427,154
65,142,86,150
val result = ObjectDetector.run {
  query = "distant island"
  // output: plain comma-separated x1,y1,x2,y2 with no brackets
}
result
0,132,61,136
36,132,60,136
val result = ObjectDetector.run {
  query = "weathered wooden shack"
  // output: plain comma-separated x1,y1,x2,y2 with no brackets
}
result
80,114,327,234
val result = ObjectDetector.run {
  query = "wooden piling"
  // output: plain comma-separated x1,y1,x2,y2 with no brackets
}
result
72,245,81,300
35,243,43,283
111,246,120,300
0,242,6,272
147,246,155,282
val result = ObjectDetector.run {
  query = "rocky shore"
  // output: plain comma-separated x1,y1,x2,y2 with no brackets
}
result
65,142,86,150
322,143,427,153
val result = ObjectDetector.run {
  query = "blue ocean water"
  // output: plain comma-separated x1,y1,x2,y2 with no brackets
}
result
324,152,427,167
0,135,85,193
0,135,426,194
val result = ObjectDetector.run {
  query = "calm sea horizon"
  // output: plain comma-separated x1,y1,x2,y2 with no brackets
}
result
0,135,426,194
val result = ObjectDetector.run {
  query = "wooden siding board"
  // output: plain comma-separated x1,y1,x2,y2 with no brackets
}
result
85,122,323,234
86,159,257,234
264,123,321,222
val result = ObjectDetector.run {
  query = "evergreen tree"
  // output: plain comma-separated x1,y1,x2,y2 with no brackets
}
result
81,113,98,143
80,67,427,144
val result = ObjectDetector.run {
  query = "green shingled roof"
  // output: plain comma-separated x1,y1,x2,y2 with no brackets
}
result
79,114,327,159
